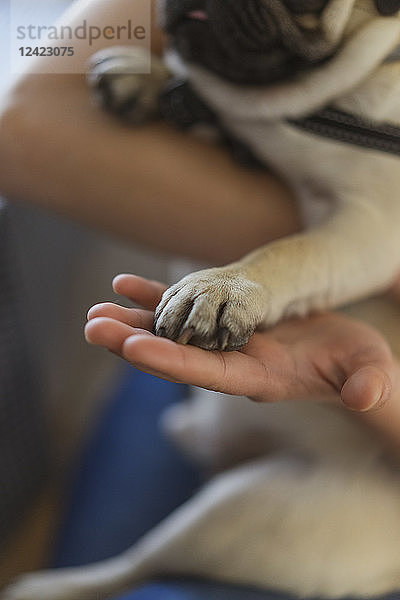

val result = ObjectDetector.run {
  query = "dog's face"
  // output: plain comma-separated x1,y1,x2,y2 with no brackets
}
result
162,0,400,85
163,0,333,85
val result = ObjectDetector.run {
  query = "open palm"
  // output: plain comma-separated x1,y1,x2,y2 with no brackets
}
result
85,274,397,411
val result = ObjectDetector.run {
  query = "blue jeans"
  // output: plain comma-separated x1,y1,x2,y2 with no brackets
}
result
51,367,399,600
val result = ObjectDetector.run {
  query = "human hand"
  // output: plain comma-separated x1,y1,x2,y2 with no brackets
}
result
85,274,398,411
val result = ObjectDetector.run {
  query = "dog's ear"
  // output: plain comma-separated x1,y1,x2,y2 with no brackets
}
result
374,0,400,15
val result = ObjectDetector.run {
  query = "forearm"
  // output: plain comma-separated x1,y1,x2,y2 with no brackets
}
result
0,75,299,264
0,0,299,264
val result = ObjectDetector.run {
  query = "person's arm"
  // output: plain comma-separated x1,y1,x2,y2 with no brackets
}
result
0,0,300,265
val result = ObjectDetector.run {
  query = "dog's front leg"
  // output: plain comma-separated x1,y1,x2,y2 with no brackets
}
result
87,48,171,124
155,195,400,350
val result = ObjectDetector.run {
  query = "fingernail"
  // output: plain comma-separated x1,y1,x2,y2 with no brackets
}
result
341,367,390,412
368,385,389,411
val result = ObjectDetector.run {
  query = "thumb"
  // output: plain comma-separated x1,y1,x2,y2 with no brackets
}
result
341,364,393,412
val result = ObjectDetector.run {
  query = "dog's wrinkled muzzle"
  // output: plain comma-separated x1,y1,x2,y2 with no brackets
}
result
163,0,400,85
163,0,338,84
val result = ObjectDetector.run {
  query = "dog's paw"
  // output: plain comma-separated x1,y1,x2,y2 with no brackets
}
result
154,268,266,351
87,47,170,124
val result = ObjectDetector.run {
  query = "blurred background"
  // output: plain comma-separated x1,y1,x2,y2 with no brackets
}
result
0,0,168,584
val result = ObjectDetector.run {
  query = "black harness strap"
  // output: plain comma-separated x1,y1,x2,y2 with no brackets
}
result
159,79,400,164
289,108,400,157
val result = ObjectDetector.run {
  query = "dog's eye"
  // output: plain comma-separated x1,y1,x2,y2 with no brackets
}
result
374,0,400,16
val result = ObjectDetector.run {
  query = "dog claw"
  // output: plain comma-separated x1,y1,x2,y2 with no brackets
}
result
218,328,230,351
177,327,195,345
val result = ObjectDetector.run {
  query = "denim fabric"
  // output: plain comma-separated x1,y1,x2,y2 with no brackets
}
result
118,581,400,600
117,580,295,600
52,367,201,566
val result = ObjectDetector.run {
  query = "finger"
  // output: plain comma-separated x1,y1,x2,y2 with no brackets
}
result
112,274,167,310
121,335,268,395
87,302,154,331
341,365,393,412
85,317,153,353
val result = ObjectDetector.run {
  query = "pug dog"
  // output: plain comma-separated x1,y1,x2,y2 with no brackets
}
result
3,1,400,599
83,0,400,353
